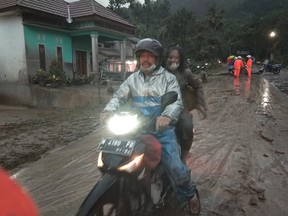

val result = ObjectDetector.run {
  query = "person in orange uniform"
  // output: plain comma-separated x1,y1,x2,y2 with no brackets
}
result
234,56,244,77
246,55,253,77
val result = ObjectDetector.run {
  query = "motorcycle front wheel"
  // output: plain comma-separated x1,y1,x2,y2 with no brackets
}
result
89,178,149,216
88,193,129,216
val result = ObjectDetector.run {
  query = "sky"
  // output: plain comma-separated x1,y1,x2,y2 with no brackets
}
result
65,0,144,7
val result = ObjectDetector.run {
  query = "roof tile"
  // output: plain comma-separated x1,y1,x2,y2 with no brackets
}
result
0,0,17,10
0,0,134,27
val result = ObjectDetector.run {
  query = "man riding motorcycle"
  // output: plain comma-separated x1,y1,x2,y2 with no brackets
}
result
100,38,200,215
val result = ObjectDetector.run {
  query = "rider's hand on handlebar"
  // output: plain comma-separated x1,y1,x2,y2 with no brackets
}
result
156,116,171,131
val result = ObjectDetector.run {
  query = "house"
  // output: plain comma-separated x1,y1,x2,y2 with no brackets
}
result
0,0,137,84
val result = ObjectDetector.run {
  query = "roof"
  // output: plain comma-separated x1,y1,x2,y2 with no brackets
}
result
0,0,16,9
0,0,134,27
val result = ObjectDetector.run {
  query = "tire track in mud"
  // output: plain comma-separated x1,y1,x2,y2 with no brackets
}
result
190,75,288,216
14,126,106,216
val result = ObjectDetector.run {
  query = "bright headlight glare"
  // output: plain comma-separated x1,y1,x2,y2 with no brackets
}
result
118,154,144,173
107,114,139,135
97,151,104,168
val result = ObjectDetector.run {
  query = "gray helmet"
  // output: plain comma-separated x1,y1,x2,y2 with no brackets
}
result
135,38,163,57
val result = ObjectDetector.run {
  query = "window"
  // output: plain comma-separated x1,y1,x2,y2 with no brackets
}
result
38,44,46,70
57,46,63,67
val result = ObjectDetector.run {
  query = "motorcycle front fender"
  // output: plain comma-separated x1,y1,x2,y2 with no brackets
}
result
76,173,117,216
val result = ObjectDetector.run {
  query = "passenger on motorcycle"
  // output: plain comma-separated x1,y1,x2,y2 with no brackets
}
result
163,44,207,164
100,38,201,215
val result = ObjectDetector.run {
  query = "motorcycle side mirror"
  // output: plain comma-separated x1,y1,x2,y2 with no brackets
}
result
160,91,178,109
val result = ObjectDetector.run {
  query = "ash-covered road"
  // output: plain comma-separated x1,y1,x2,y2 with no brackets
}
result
9,74,288,216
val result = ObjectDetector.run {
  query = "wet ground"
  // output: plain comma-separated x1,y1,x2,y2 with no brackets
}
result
1,69,288,216
0,105,104,170
263,72,288,95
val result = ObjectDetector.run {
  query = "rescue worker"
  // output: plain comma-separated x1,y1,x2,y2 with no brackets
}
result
234,56,244,77
100,38,201,215
246,55,253,77
163,44,207,164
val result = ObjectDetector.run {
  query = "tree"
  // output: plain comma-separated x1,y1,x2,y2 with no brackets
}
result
107,0,288,66
205,3,225,31
130,0,171,43
107,0,137,19
192,4,225,62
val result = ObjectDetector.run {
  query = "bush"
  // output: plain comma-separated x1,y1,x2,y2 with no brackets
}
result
32,69,49,86
32,60,97,87
70,74,95,85
48,60,67,85
32,60,68,87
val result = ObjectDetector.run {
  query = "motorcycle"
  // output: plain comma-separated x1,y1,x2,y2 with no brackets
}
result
258,63,281,74
227,64,234,76
241,65,248,76
76,92,180,216
197,65,208,83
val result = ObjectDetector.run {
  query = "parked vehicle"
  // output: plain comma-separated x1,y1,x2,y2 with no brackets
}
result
76,92,180,216
227,55,236,76
228,64,234,76
258,63,281,74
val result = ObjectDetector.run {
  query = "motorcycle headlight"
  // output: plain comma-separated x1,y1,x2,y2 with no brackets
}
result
107,113,139,135
117,154,144,173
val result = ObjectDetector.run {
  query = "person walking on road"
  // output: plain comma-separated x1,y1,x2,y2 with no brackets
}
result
234,56,244,77
246,55,253,77
163,44,207,164
100,38,201,215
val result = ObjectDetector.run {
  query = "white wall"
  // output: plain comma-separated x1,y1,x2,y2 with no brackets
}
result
0,13,27,82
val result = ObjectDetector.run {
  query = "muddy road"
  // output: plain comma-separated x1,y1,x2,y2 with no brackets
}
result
4,73,288,216
0,105,104,170
190,75,288,216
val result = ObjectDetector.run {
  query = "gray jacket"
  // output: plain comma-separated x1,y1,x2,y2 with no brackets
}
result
103,66,183,122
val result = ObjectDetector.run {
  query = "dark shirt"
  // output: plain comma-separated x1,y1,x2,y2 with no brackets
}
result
168,68,207,115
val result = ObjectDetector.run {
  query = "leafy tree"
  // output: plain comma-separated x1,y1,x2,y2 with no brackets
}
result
192,4,225,63
130,0,171,43
107,0,137,19
205,3,225,31
167,8,195,45
108,0,288,66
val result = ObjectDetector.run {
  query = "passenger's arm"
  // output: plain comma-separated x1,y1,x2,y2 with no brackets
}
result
161,74,183,122
185,69,208,118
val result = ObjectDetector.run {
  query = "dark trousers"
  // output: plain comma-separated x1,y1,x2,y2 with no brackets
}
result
175,110,194,152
